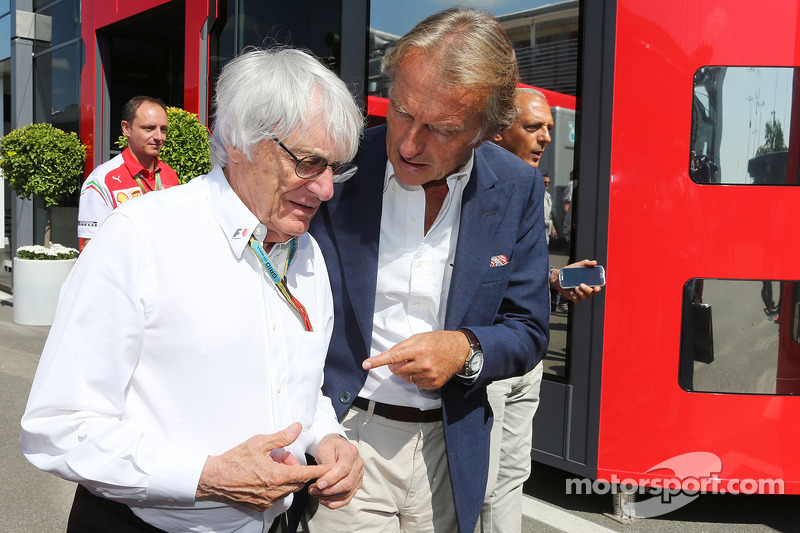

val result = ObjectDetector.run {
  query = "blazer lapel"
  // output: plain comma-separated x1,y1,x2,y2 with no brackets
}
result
325,128,387,353
445,146,515,330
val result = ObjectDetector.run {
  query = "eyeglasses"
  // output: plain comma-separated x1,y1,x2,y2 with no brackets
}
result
273,138,358,184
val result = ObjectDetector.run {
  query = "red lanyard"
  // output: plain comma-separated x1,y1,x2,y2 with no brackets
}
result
249,236,313,332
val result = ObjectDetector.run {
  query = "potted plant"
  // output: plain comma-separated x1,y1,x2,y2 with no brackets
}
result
117,106,211,183
0,123,86,325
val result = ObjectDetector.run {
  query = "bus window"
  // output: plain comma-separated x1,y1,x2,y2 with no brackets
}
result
690,66,799,185
679,278,800,395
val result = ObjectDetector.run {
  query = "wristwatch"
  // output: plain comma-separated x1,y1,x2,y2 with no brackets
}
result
458,328,484,378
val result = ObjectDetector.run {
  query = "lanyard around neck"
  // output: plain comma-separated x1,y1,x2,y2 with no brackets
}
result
133,169,162,195
249,236,313,332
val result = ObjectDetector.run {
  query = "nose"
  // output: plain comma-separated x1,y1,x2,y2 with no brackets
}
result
541,127,552,145
308,167,334,201
398,124,425,160
154,129,166,144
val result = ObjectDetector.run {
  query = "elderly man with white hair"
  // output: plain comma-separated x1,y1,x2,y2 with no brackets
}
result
20,47,364,533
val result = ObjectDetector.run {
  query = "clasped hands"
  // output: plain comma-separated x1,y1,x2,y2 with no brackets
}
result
196,423,362,512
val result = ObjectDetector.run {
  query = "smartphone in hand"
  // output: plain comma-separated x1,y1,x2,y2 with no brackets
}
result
559,265,606,288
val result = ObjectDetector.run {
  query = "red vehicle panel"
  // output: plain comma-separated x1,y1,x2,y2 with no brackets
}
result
598,0,800,493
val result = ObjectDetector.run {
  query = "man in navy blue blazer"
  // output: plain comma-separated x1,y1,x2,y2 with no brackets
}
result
303,7,550,533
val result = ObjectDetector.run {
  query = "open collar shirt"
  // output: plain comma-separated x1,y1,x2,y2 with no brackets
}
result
359,154,474,410
78,147,180,240
21,166,342,533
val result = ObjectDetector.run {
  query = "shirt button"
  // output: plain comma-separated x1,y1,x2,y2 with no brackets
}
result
414,302,422,309
254,228,262,236
340,391,352,404
417,260,423,267
410,216,417,223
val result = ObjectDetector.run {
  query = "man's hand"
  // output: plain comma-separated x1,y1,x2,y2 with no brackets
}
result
196,423,332,511
307,434,363,509
550,259,603,303
362,330,471,389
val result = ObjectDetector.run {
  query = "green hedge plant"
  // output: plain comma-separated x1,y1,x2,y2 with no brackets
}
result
0,123,86,249
118,106,211,184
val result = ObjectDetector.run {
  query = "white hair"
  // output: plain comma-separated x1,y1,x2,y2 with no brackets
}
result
210,47,364,167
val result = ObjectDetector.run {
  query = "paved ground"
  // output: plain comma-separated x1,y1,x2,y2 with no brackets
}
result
0,292,74,532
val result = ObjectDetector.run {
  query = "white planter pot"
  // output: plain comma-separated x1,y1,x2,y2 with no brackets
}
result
12,257,76,326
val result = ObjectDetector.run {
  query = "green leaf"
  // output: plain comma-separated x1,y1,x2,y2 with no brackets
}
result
0,123,86,207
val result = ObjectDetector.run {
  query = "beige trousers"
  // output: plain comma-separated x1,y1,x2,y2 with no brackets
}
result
304,402,457,533
476,362,543,533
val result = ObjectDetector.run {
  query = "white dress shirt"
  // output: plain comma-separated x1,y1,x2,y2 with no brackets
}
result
359,155,474,410
21,167,343,533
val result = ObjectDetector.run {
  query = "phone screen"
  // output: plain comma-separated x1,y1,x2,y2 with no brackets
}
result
559,266,605,288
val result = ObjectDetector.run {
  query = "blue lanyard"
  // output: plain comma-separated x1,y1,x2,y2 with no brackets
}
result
249,236,312,331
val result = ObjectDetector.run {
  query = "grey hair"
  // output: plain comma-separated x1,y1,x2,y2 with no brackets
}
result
514,87,548,118
210,47,364,167
382,7,519,142
516,87,547,102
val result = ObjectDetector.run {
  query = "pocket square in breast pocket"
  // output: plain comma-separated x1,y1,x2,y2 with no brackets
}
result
489,255,508,267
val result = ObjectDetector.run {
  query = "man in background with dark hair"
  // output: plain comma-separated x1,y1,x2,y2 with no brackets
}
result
77,95,179,251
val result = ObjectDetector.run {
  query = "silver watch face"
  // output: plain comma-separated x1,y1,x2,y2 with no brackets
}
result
466,351,484,375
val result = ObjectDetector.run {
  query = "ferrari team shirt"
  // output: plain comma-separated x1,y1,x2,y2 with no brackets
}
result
22,167,342,532
77,147,179,240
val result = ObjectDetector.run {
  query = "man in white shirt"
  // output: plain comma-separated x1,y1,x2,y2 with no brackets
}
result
21,48,364,533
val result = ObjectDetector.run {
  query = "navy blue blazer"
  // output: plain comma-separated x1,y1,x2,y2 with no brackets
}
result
308,125,550,533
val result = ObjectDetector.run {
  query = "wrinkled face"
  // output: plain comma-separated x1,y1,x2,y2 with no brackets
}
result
494,92,554,167
121,102,168,163
224,125,337,244
385,54,486,187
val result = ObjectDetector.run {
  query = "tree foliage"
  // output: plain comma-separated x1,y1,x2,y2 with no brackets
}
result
0,123,86,207
756,115,788,156
117,106,211,184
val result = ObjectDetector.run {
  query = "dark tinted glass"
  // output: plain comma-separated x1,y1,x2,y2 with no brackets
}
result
37,0,80,48
680,278,800,395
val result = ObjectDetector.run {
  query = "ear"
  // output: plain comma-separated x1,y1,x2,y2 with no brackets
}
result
491,132,504,143
226,144,243,165
121,120,131,138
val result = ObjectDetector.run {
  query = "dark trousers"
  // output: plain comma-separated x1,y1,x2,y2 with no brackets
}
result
67,484,287,533
67,484,167,532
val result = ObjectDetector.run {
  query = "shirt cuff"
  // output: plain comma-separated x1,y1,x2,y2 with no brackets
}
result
148,449,209,502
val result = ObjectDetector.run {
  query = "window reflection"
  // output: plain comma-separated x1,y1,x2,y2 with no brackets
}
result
37,0,80,49
34,45,80,135
691,66,799,185
209,0,345,122
367,1,580,99
679,278,800,395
